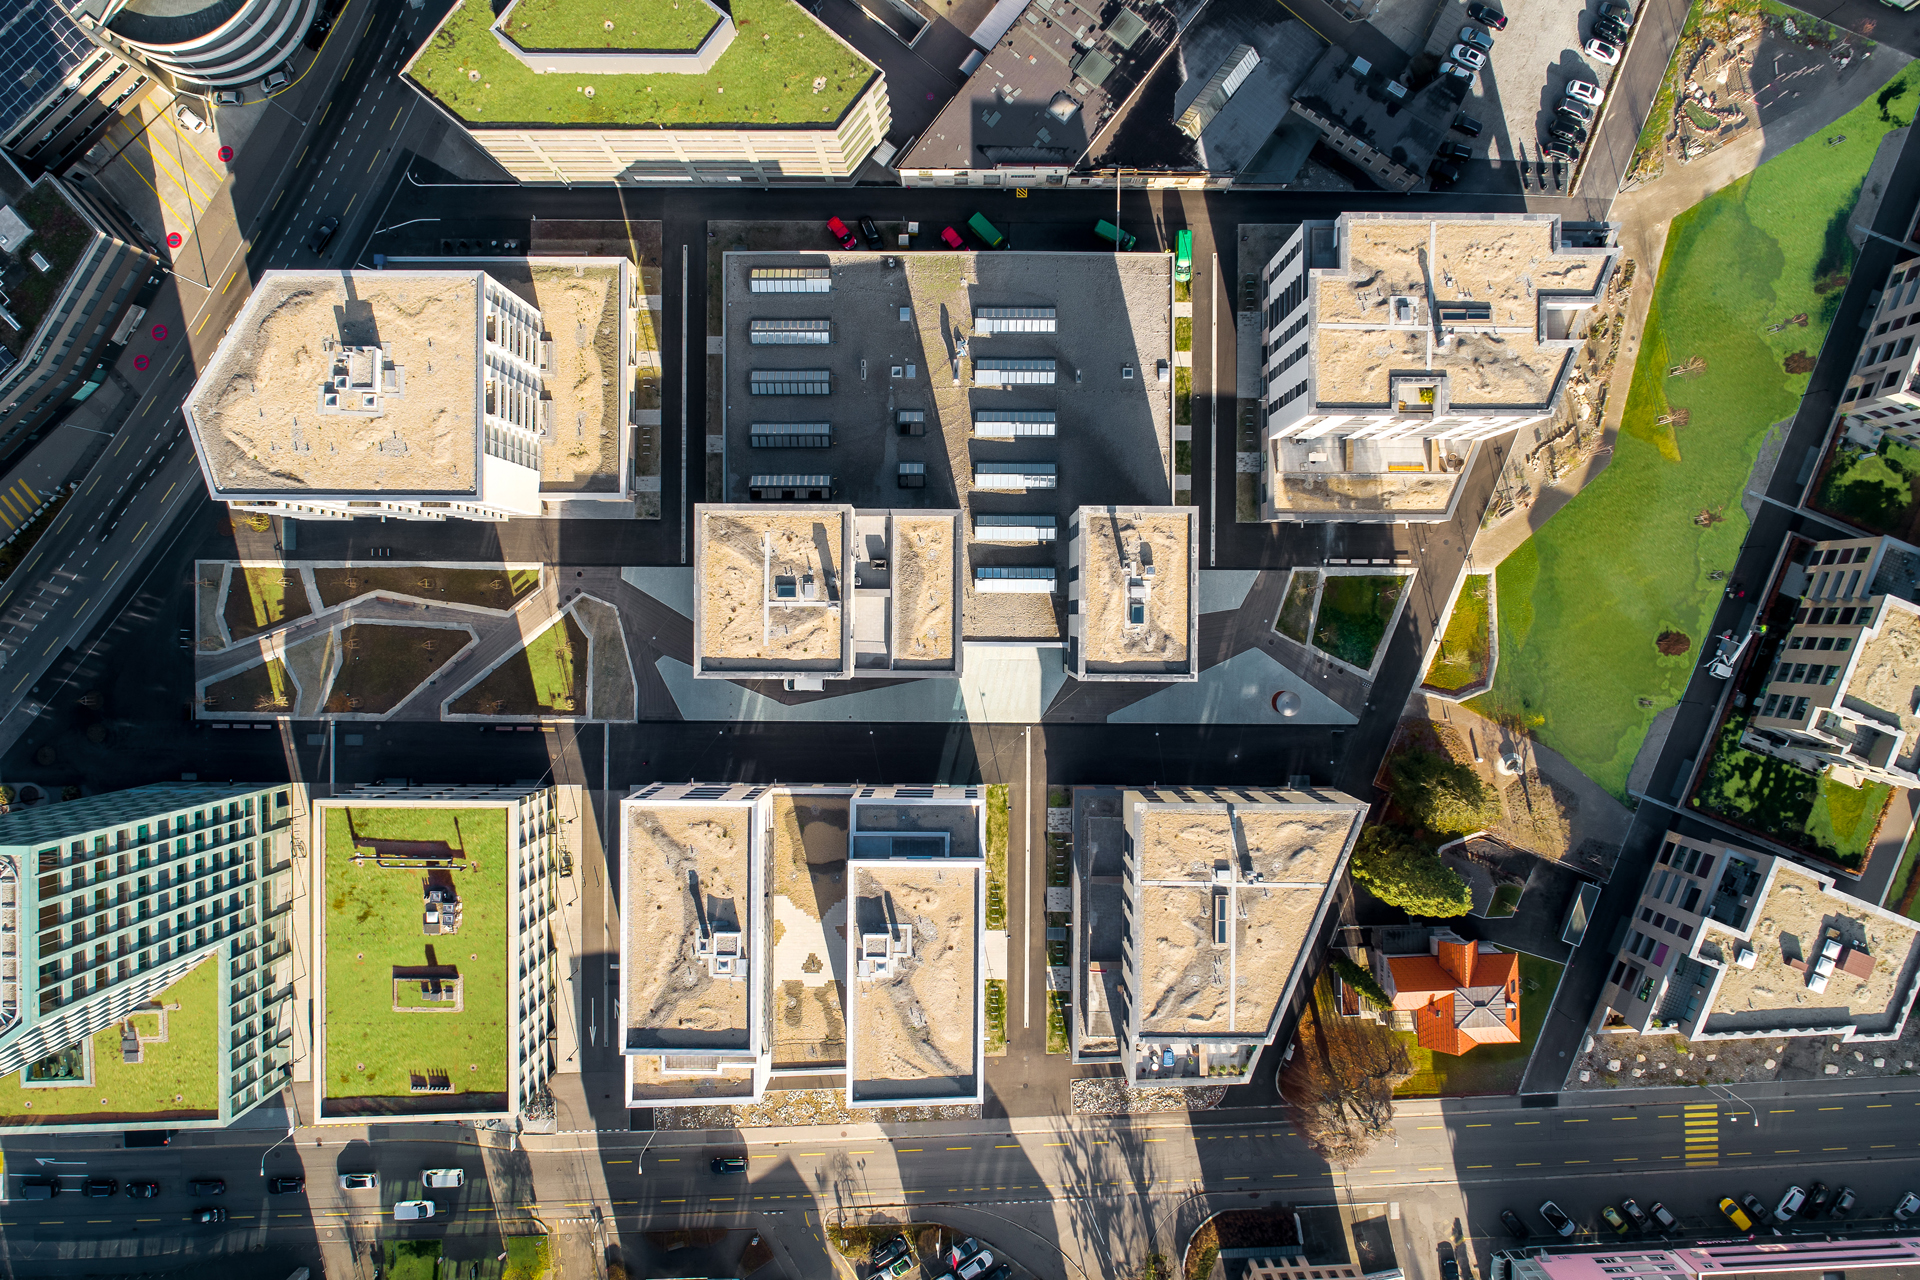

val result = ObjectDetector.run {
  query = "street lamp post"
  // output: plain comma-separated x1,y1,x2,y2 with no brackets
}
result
259,1122,295,1177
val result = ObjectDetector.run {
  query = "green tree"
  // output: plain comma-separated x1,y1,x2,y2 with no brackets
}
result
1388,747,1499,836
1350,825,1472,917
1329,953,1392,1010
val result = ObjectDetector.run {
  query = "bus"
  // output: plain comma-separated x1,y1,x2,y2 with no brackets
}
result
1094,219,1136,250
967,213,1007,248
1174,229,1193,282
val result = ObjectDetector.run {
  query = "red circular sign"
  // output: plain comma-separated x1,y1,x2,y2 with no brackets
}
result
133,354,149,371
166,232,182,249
151,324,168,342
218,145,233,163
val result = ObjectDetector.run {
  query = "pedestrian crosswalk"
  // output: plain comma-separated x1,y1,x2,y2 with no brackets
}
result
1684,1102,1719,1167
0,480,42,534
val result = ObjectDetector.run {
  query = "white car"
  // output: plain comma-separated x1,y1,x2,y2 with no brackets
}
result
393,1200,435,1220
1893,1191,1920,1222
956,1251,997,1280
176,106,208,134
1584,37,1621,65
260,68,290,92
422,1169,465,1190
1448,45,1487,70
1439,60,1476,81
1566,79,1605,106
1458,25,1493,52
339,1172,378,1192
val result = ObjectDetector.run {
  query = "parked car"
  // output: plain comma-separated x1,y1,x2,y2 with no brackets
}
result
1648,1202,1677,1231
984,1266,1012,1280
1566,79,1605,105
1601,1206,1630,1235
393,1200,435,1221
858,216,883,250
1559,96,1595,122
1831,1187,1857,1219
1439,61,1476,81
826,216,859,250
267,1177,305,1195
1436,140,1473,161
1544,138,1580,162
1441,1259,1460,1280
1719,1197,1753,1231
306,215,339,256
1539,1201,1576,1238
1599,1,1633,23
1803,1182,1830,1219
1457,25,1493,53
1593,16,1630,44
422,1169,465,1190
188,1179,226,1196
711,1156,748,1174
956,1252,997,1280
83,1179,118,1198
176,106,208,134
339,1173,378,1192
213,89,243,107
1894,1192,1920,1223
195,1207,228,1224
1448,45,1487,70
1621,1200,1651,1231
125,1182,160,1199
1452,111,1483,137
1500,1209,1529,1240
1428,159,1460,187
1547,120,1588,146
939,225,964,250
261,67,290,92
946,1239,984,1270
885,1259,916,1279
1466,1,1507,28
873,1236,912,1267
1584,38,1621,65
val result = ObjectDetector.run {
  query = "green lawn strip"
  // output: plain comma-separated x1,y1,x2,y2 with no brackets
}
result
409,0,873,127
1394,952,1561,1098
1045,989,1068,1054
450,614,590,716
985,978,1007,1055
503,1234,552,1280
328,625,469,714
1174,317,1192,352
1275,570,1317,643
1174,440,1192,476
0,957,221,1122
1486,62,1920,800
505,0,717,50
312,566,540,610
223,567,311,642
386,1241,444,1280
323,806,510,1100
985,783,1009,930
1311,574,1405,668
1174,364,1192,426
204,658,295,713
1886,827,1920,920
1423,574,1490,690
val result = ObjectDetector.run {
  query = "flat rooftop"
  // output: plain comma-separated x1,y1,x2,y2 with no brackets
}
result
889,514,957,668
1076,507,1194,676
1844,604,1920,774
1313,216,1608,409
186,273,481,497
847,861,980,1103
406,0,877,129
1703,862,1920,1038
0,171,97,356
503,0,720,51
623,801,754,1052
852,797,983,859
514,261,626,493
695,505,850,674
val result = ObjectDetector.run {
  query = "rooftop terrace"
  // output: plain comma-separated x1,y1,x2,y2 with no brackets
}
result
0,173,95,357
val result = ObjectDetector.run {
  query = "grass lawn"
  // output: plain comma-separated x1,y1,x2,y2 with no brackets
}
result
327,624,471,714
1275,569,1317,643
1691,713,1889,868
223,567,311,641
505,0,718,49
1395,952,1562,1098
1486,883,1523,919
450,613,590,716
1479,61,1920,800
386,1241,444,1280
323,806,510,1105
204,658,295,713
1046,989,1069,1054
312,566,539,611
985,783,1008,930
408,0,873,127
1424,574,1491,691
1312,574,1406,669
0,957,220,1124
1174,317,1192,352
1886,827,1920,920
503,1234,552,1280
985,978,1007,1055
1175,364,1192,426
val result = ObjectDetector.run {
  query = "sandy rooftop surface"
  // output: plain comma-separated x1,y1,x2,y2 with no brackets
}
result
1274,471,1457,511
191,275,481,493
699,511,844,666
892,517,955,664
624,804,752,1049
851,865,976,1094
1137,883,1227,1034
629,1053,756,1102
1080,511,1190,670
1138,806,1236,881
1709,863,1919,1027
1234,885,1327,1031
1845,606,1920,772
529,265,622,489
1238,810,1358,884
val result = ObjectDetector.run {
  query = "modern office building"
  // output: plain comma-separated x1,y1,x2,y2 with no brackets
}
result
1252,212,1619,523
0,783,296,1131
0,0,155,177
1066,505,1197,682
1594,825,1920,1045
1832,247,1920,448
402,0,891,184
184,263,642,521
65,0,318,91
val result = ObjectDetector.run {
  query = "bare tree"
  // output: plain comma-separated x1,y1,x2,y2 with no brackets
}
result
1282,978,1413,1167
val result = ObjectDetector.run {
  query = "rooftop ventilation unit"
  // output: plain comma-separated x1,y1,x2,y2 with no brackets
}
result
974,513,1057,542
750,266,832,294
747,474,833,501
975,358,1056,387
973,410,1056,438
750,424,833,448
750,318,832,345
750,370,831,395
973,461,1057,490
973,306,1057,334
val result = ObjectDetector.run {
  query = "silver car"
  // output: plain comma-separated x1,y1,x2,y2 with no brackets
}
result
1458,25,1493,52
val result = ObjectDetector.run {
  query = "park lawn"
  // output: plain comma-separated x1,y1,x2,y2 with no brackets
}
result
327,624,471,714
1312,574,1406,669
985,783,1008,930
204,657,295,713
312,566,540,611
1395,952,1562,1098
386,1241,444,1280
1480,61,1920,800
505,0,717,49
1691,713,1888,868
323,806,510,1101
224,567,311,641
0,957,221,1123
1424,574,1491,691
451,613,591,716
1275,570,1317,643
503,1235,552,1280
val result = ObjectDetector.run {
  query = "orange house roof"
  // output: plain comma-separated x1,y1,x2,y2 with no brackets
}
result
1386,942,1521,1057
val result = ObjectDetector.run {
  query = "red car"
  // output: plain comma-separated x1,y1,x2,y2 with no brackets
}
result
939,225,964,249
827,216,859,249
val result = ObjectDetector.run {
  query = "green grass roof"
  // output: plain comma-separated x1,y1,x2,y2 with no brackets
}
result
408,0,875,129
1,181,96,351
504,0,719,52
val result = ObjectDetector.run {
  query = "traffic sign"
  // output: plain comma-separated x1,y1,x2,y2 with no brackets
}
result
151,324,168,342
218,145,233,163
133,354,149,371
166,232,182,249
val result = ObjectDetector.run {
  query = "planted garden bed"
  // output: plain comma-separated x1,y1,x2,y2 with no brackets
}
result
1691,710,1890,869
1424,574,1492,692
313,566,539,611
326,624,471,714
450,614,590,716
204,658,295,713
1312,574,1407,669
223,567,311,642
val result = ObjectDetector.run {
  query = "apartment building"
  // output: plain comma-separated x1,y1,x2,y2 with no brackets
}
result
1065,506,1198,682
1595,825,1920,1045
0,784,296,1131
402,0,890,185
185,263,641,521
1743,533,1920,788
1834,252,1920,448
1252,213,1618,523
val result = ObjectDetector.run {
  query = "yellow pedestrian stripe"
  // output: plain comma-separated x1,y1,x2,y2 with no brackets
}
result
1684,1107,1719,1167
